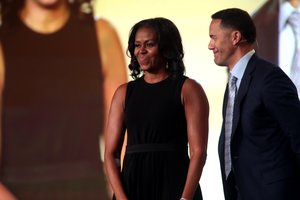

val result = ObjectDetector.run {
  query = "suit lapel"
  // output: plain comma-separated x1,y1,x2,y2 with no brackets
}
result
222,87,229,119
219,87,229,162
231,54,258,138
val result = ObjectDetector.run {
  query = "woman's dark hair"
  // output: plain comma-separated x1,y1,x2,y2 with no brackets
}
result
211,8,256,44
127,17,185,79
0,0,93,28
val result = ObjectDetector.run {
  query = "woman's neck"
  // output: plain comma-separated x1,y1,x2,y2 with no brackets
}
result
20,0,70,34
143,71,169,84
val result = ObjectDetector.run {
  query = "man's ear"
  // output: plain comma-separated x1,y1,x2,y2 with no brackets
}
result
232,31,242,46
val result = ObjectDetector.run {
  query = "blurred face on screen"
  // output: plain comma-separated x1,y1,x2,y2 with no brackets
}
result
30,0,67,9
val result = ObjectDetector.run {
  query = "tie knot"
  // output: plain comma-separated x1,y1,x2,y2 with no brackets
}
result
230,75,237,85
288,11,300,34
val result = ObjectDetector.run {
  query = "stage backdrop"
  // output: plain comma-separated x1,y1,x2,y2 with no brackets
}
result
94,1,266,199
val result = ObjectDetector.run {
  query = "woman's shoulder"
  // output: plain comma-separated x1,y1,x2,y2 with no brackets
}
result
182,76,201,88
114,78,141,98
94,17,123,46
113,82,128,99
182,76,207,99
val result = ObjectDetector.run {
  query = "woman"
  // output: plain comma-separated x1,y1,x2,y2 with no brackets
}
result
0,0,127,199
105,17,209,200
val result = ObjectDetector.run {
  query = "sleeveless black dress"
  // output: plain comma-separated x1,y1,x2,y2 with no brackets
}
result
0,12,107,200
120,75,202,200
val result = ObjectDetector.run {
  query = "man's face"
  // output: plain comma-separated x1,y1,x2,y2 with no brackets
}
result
208,19,236,68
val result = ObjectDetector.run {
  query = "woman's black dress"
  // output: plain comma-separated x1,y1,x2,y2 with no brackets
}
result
119,75,202,200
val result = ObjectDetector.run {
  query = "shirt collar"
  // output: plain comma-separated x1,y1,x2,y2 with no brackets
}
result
279,2,300,31
230,50,255,88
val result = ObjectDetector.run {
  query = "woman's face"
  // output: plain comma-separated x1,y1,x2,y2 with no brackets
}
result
134,26,166,73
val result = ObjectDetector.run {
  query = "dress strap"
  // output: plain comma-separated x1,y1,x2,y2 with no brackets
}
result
126,143,188,154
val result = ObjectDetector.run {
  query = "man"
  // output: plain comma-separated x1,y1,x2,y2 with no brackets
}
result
0,0,127,199
253,0,300,98
208,8,300,200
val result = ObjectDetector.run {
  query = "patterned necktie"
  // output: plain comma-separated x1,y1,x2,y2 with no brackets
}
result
287,11,300,97
224,74,237,178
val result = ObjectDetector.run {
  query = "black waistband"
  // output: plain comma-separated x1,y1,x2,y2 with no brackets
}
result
126,143,187,154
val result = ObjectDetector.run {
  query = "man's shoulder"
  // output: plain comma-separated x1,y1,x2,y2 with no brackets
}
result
248,54,281,77
250,55,290,84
